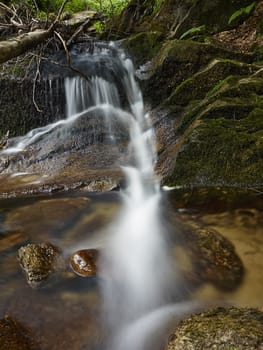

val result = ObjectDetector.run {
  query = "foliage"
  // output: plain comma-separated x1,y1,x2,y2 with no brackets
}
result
24,0,88,14
228,2,256,25
179,25,206,40
88,0,129,17
22,0,129,16
153,0,164,13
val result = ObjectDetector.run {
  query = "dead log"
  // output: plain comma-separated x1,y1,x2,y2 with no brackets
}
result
0,29,51,64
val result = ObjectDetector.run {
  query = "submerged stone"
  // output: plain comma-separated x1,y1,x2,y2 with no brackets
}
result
69,249,99,277
175,223,244,290
17,242,65,288
167,307,263,350
0,315,39,349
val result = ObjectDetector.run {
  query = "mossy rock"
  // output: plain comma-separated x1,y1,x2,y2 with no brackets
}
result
105,0,156,39
107,0,257,39
166,112,263,187
163,73,263,187
143,39,252,106
121,31,164,65
167,307,263,350
166,58,259,106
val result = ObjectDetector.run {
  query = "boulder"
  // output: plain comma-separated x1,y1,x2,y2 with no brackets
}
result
167,307,263,350
176,224,244,290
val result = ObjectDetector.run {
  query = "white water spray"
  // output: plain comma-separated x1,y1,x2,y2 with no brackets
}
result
97,51,174,350
2,44,177,349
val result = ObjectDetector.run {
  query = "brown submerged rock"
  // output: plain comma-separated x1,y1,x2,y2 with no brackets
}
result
69,249,99,277
175,222,244,291
17,242,65,288
0,315,39,349
167,307,263,350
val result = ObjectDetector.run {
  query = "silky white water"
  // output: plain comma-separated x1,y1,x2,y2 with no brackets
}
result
1,44,176,349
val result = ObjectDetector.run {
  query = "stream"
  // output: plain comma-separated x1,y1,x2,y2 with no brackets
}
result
0,188,262,349
0,42,262,350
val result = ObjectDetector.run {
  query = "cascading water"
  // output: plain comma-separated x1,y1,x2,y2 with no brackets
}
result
98,52,175,350
1,43,179,349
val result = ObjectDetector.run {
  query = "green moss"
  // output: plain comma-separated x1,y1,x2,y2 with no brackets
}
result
122,31,164,64
166,58,255,106
206,75,238,97
166,110,263,187
144,39,252,107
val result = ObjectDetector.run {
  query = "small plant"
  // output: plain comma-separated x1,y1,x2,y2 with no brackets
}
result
153,0,164,13
228,2,256,25
88,0,129,17
179,25,206,40
24,0,89,14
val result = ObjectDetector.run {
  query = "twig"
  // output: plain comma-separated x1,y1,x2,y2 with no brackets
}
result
32,56,43,112
0,2,17,17
32,0,39,14
48,0,69,31
66,18,92,47
29,53,91,82
54,30,70,65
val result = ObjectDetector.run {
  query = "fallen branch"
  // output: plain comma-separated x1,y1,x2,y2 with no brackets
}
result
0,29,52,64
0,0,69,65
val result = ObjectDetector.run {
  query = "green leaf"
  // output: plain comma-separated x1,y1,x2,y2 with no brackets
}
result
179,25,206,40
228,2,256,25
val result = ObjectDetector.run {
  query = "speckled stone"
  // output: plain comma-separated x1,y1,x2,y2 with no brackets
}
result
167,307,263,350
17,242,64,288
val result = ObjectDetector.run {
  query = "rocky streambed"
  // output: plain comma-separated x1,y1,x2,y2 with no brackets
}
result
0,188,262,349
0,0,263,348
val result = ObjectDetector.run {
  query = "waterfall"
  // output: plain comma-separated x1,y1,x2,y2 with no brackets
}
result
1,43,175,350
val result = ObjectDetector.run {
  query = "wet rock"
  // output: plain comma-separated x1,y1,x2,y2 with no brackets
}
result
175,223,244,290
17,242,65,288
63,10,98,29
0,315,39,349
167,307,263,350
162,72,263,187
83,178,119,192
69,249,99,277
0,130,9,150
